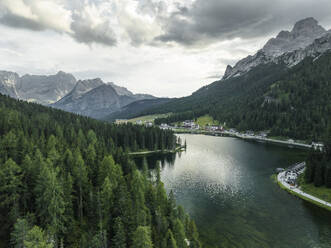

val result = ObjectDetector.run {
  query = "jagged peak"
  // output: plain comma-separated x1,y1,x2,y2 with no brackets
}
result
276,30,291,39
291,17,325,34
223,65,233,79
55,70,74,77
223,17,330,80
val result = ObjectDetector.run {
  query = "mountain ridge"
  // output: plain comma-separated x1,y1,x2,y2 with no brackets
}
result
223,17,330,80
0,70,157,119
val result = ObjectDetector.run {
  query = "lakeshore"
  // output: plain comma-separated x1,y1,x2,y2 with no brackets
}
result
277,170,331,211
172,128,314,150
128,145,185,156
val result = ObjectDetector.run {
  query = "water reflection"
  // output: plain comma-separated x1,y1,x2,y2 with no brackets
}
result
135,134,331,248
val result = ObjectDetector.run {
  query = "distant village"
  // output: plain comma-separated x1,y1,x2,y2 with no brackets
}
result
116,118,324,151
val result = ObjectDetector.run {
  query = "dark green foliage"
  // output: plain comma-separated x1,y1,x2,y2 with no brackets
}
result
165,230,177,248
11,218,31,248
131,226,153,248
152,52,331,141
0,94,200,247
112,217,126,248
305,142,331,188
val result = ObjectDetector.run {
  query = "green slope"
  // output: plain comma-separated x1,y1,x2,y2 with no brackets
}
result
0,94,201,247
151,52,331,141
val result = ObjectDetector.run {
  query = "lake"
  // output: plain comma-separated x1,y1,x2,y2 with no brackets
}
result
135,134,331,248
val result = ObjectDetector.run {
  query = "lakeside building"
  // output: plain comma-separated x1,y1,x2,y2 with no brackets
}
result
160,123,171,130
285,171,298,185
182,120,199,129
115,119,128,124
206,125,224,132
312,142,324,151
259,131,268,138
246,130,255,136
145,121,153,127
284,162,306,186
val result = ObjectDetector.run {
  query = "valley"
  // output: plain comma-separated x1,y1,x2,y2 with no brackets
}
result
1,12,331,248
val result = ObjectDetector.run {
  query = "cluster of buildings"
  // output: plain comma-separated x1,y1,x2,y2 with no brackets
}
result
311,142,324,151
182,120,199,129
284,162,306,186
181,120,226,131
135,120,153,127
224,129,268,139
160,123,171,130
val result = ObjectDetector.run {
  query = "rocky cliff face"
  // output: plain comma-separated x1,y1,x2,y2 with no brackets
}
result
0,71,77,104
0,71,20,98
0,70,157,119
17,71,77,104
223,17,330,80
52,78,156,119
54,83,123,119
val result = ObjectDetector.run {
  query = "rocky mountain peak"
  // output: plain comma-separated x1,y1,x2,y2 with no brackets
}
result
108,82,134,96
223,17,329,80
262,17,327,57
291,17,325,36
223,65,233,79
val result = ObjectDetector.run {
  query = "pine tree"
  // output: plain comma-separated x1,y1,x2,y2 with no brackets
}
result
24,226,53,248
173,219,187,248
72,149,88,223
11,218,31,248
165,229,177,248
131,226,153,248
325,165,331,188
0,158,22,220
35,162,65,244
314,162,324,187
100,177,114,229
112,217,126,248
186,220,201,248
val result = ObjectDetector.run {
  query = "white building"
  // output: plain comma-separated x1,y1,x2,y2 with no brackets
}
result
160,123,170,130
182,120,196,129
312,142,324,151
145,122,153,127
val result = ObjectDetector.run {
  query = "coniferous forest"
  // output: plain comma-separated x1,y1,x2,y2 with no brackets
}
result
305,138,331,188
151,52,331,141
0,94,201,248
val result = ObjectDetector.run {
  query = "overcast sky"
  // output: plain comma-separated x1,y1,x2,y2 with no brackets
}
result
0,0,331,97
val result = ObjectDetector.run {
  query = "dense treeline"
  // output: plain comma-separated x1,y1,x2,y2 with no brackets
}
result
0,94,201,248
149,52,331,141
305,137,331,187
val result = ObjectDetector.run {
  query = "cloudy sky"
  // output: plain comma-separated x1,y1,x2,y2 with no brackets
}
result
0,0,331,97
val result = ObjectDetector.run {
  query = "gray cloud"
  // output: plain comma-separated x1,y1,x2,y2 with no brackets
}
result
0,13,44,31
0,0,117,47
71,13,117,46
156,0,331,46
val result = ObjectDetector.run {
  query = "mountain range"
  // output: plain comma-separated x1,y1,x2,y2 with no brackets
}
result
125,17,331,140
1,17,331,140
0,70,155,119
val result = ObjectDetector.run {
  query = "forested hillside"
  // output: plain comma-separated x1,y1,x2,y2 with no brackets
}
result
0,94,201,247
305,135,331,188
153,52,331,141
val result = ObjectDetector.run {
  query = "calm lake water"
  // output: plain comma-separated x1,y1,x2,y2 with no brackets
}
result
136,134,331,248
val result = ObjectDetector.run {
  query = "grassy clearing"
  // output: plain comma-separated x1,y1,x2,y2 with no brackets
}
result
268,136,290,141
270,174,278,183
196,115,219,127
300,183,331,203
124,113,171,124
